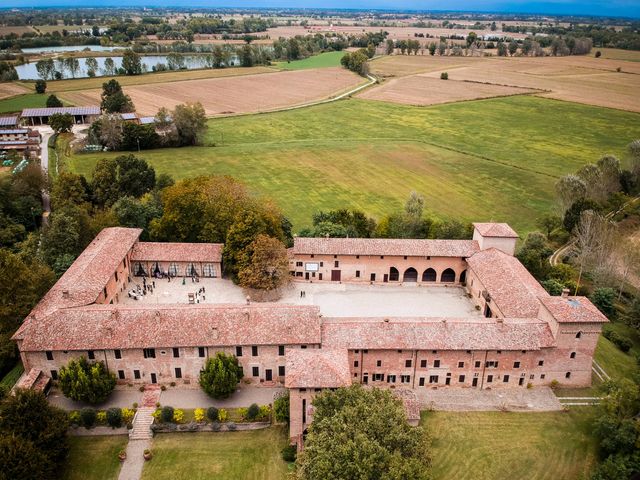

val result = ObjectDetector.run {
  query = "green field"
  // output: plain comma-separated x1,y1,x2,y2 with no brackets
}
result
141,428,290,480
0,93,56,114
424,409,598,480
0,362,23,390
62,435,127,480
67,95,640,232
276,51,345,70
595,321,640,382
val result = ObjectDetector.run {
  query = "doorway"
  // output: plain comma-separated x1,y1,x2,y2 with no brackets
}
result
472,377,478,387
519,377,525,386
150,373,157,384
266,369,273,381
331,270,341,282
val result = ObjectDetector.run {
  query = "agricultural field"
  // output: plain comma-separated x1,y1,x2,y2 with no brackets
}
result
66,95,640,232
370,55,484,78
590,48,640,62
276,51,345,70
61,435,128,480
369,54,640,112
0,93,66,114
60,67,365,116
141,428,290,480
0,82,31,100
424,409,598,480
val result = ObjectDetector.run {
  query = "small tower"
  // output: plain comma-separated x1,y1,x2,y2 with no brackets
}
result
472,223,519,256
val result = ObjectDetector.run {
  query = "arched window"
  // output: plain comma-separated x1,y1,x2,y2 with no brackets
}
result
422,268,437,282
134,262,147,277
459,269,467,284
168,263,179,277
389,267,399,282
187,263,198,277
570,352,576,359
576,331,582,339
403,267,418,282
441,268,456,283
202,264,217,277
153,262,161,276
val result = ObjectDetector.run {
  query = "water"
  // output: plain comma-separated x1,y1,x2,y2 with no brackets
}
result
20,45,123,54
14,55,228,80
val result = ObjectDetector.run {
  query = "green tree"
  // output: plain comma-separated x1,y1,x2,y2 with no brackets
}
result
274,392,290,423
238,234,290,291
172,102,207,146
34,80,46,94
50,171,89,211
386,39,394,55
297,385,432,480
199,352,243,399
49,113,73,133
563,199,600,232
46,94,63,108
122,49,142,75
0,433,51,480
497,41,508,56
508,40,519,56
40,204,92,272
590,288,616,318
59,357,116,404
537,214,562,239
35,59,55,80
466,31,477,47
91,155,155,207
100,79,134,113
516,232,553,280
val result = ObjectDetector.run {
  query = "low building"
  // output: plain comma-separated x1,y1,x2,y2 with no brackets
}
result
21,106,101,126
0,128,41,158
0,116,19,128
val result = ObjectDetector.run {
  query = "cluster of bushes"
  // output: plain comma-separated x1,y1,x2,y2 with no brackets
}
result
152,404,271,424
69,406,136,429
603,330,633,353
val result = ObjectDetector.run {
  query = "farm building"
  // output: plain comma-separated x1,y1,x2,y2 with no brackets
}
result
0,128,41,158
0,115,19,128
11,223,607,447
21,106,100,125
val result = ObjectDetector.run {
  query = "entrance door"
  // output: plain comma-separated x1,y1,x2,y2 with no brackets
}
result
383,274,388,283
445,377,451,386
266,369,273,381
150,373,157,384
305,272,309,280
331,270,341,282
472,377,478,387
519,377,525,386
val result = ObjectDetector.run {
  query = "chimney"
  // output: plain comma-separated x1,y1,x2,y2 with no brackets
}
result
561,289,570,298
62,290,70,299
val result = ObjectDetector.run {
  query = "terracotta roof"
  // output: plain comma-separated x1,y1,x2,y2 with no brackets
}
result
539,296,609,324
13,228,142,339
473,223,519,238
321,318,555,351
131,242,223,263
466,248,548,318
293,237,479,258
17,304,321,351
285,349,351,388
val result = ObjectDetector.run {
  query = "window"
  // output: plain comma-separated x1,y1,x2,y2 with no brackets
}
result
354,349,359,353
134,370,141,379
401,375,411,383
485,361,498,368
475,361,481,368
429,375,439,384
278,345,285,356
301,345,308,349
175,368,182,379
458,361,464,368
143,348,156,359
252,346,258,356
540,374,546,379
576,331,582,339
118,370,125,380
376,360,382,367
370,273,376,281
320,262,323,267
487,375,493,383
252,366,259,377
513,361,520,368
296,261,303,267
459,375,466,383
103,287,107,298
503,375,510,383
279,366,285,376
87,350,95,360
466,350,471,354
405,359,412,368
236,346,243,357
565,372,571,379
434,360,441,368
570,352,576,359
114,349,122,359
354,361,359,367
432,350,438,354
334,261,339,268
538,360,544,366
50,370,58,380
196,347,204,358
46,351,53,361
373,373,384,382
530,374,535,380
419,377,425,386
497,350,502,354
420,359,427,368
172,348,179,358
397,349,403,353
355,270,360,278
387,375,397,383
202,263,217,277
363,349,368,354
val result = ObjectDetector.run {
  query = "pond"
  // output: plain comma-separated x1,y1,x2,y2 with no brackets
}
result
13,55,236,80
20,45,124,54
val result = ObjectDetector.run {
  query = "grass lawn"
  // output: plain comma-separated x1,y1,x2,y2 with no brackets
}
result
275,51,345,70
595,321,639,382
66,96,640,232
61,435,128,480
141,427,290,480
423,409,598,480
0,362,23,390
0,93,69,114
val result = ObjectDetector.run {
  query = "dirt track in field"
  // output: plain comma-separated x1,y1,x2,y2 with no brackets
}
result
61,67,364,116
366,54,640,112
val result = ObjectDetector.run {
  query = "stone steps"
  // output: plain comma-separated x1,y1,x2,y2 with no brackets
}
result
129,406,156,440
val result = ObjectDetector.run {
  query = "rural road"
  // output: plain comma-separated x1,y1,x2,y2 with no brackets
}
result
35,126,54,218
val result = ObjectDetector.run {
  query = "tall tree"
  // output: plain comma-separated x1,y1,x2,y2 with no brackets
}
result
199,352,243,399
172,102,207,146
121,49,142,75
238,234,290,291
59,357,116,404
100,79,134,113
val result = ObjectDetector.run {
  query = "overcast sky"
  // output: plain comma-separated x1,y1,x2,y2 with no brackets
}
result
2,0,639,19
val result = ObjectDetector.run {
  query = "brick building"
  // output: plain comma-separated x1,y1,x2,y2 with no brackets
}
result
12,223,607,447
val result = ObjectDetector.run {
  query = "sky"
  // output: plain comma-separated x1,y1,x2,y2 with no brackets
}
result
2,0,640,19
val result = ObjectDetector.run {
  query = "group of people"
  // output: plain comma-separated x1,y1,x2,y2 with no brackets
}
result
127,277,157,300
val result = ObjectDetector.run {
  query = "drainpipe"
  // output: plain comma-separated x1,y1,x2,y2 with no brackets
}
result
411,349,417,389
479,350,488,390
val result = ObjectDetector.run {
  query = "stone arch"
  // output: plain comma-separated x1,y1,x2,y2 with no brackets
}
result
422,268,437,282
389,267,399,282
441,268,456,283
459,269,467,284
134,262,147,277
403,267,418,282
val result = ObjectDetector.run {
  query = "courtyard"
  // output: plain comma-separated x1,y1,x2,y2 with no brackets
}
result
119,277,481,318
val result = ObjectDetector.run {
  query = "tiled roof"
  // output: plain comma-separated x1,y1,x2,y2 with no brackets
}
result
17,304,322,351
466,248,548,318
293,237,479,258
473,223,519,238
21,106,101,117
131,242,223,263
0,116,18,126
13,228,142,339
285,348,351,388
539,296,609,324
321,317,555,351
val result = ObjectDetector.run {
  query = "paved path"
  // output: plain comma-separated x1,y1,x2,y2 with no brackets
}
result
48,387,141,411
160,386,284,408
118,439,149,480
35,127,53,218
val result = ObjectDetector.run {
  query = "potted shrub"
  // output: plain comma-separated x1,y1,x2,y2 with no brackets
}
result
143,449,153,461
118,450,127,462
